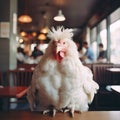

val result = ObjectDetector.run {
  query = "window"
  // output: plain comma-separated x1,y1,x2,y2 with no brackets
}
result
110,20,120,64
99,19,107,50
110,8,120,64
99,8,120,64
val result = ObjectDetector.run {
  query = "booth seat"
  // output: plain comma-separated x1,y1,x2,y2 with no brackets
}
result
84,63,120,110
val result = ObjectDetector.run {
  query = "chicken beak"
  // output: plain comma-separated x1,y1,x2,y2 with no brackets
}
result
54,45,65,62
56,46,62,53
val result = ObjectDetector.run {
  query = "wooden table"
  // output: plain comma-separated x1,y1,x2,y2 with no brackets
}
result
111,85,120,93
0,86,28,111
0,86,28,98
106,68,120,84
0,111,120,120
107,68,120,72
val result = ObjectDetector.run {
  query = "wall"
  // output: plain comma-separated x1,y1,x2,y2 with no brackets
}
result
0,0,17,71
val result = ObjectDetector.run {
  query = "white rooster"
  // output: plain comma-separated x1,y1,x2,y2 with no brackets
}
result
27,26,99,117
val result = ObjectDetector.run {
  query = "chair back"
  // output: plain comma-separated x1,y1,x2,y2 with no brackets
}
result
92,63,114,86
7,69,33,86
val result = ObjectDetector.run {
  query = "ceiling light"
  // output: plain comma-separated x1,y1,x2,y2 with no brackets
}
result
38,33,46,40
32,32,37,37
41,27,49,34
19,38,24,43
18,15,32,23
20,31,27,37
18,0,32,23
54,10,66,21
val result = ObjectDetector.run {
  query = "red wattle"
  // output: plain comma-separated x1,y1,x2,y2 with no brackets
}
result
55,51,65,62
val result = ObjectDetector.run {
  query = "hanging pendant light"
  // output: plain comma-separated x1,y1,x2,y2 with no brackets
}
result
18,0,32,23
40,11,49,34
38,33,46,40
53,0,66,22
41,26,49,34
54,10,66,21
18,15,32,23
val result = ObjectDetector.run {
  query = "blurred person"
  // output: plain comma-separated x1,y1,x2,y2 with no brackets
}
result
80,41,95,63
31,45,44,63
16,47,26,64
97,43,107,63
31,45,43,58
75,42,84,58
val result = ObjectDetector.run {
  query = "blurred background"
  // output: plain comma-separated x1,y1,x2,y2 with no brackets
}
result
0,0,120,69
0,0,120,112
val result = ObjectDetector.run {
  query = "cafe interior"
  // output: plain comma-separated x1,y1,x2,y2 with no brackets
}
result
0,0,120,119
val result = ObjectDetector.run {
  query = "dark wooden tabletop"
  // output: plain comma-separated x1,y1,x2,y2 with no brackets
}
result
0,111,120,120
0,86,28,98
106,68,120,72
111,85,120,93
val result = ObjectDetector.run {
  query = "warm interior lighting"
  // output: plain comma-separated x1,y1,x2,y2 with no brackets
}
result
54,10,66,21
18,0,32,23
19,38,24,43
20,31,27,37
41,27,49,34
32,32,37,37
18,15,32,23
38,33,46,40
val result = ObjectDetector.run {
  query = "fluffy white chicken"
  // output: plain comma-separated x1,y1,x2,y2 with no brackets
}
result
27,26,99,117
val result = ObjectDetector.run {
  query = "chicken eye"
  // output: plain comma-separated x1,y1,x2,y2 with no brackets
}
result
63,42,66,44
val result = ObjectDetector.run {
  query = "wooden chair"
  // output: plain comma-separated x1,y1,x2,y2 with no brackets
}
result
92,63,120,110
7,69,33,87
17,64,37,70
6,69,33,110
92,63,114,86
